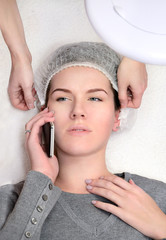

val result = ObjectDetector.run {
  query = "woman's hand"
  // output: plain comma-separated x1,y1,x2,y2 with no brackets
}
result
85,175,166,239
117,57,148,109
25,108,59,183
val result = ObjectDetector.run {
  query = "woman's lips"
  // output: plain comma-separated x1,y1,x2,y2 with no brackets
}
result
67,126,92,135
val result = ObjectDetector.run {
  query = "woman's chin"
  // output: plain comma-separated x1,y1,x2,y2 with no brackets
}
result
56,143,104,158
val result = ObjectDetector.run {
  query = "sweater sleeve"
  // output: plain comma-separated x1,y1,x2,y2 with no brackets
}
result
0,171,61,240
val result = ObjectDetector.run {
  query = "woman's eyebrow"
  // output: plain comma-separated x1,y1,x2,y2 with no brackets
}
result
51,88,72,95
51,88,108,95
87,88,108,95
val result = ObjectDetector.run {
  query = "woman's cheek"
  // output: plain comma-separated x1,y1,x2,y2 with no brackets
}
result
48,101,68,113
94,105,115,122
96,108,115,133
55,109,66,121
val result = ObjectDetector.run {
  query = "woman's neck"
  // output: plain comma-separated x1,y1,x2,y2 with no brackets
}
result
54,151,110,194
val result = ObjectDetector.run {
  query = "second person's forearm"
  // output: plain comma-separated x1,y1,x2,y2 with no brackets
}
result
0,0,31,62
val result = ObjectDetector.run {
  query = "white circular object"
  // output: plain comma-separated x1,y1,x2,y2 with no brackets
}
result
85,0,166,65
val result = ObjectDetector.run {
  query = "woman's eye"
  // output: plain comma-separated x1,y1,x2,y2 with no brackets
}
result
56,97,69,101
89,97,102,102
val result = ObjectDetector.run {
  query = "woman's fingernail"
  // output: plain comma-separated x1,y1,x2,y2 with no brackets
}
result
85,179,92,184
86,185,93,190
92,200,96,205
129,178,135,184
50,110,55,114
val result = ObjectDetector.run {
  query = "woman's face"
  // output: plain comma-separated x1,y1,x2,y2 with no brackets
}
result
47,66,119,157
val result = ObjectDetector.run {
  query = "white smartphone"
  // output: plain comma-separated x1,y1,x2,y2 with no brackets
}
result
42,122,54,158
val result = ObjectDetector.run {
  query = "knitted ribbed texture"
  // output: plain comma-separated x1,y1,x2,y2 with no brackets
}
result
35,42,120,106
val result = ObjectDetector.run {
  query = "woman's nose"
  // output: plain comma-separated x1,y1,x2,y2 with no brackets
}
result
70,102,86,119
71,113,85,119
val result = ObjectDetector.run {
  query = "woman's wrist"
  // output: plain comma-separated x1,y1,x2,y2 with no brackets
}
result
31,167,58,184
37,170,58,184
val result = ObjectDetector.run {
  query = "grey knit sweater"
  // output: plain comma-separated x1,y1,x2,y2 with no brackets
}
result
0,171,166,240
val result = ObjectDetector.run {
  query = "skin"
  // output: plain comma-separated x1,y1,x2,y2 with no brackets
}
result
86,176,166,239
0,0,35,110
0,1,147,111
118,57,148,108
26,67,120,192
25,66,166,239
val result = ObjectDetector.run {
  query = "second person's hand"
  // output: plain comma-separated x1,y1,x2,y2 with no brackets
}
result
8,55,36,111
117,57,148,109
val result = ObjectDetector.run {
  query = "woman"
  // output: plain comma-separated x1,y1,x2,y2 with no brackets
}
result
0,42,165,240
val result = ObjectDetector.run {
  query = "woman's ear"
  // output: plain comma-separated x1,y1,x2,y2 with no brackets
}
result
112,110,120,132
